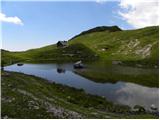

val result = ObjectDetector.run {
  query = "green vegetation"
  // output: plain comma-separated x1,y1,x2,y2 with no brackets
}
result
1,26,159,118
70,25,122,40
69,26,159,67
1,43,98,66
1,71,157,119
1,50,24,66
1,26,159,67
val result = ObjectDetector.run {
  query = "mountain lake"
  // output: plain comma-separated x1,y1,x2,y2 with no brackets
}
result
4,63,159,111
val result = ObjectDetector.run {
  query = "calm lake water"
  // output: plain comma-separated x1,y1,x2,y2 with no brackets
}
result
4,63,159,110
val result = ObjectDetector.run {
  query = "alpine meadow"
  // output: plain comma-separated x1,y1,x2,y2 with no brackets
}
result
1,0,159,119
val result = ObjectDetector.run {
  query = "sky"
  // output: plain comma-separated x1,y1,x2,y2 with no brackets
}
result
0,0,159,51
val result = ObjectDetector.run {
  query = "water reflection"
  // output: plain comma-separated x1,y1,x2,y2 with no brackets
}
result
56,65,66,74
111,82,158,110
57,68,66,73
4,63,159,110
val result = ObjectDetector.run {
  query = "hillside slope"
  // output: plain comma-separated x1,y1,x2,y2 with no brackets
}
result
69,26,159,65
1,26,159,66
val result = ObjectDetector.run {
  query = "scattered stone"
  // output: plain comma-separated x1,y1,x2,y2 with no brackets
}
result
34,106,40,110
17,89,38,101
127,39,140,49
102,96,105,98
2,72,10,77
8,84,12,87
136,64,143,67
133,105,145,112
112,60,122,65
154,65,158,68
150,104,158,111
67,96,71,99
3,115,9,119
28,100,40,110
45,102,83,118
2,96,15,103
101,48,106,51
91,112,98,115
94,54,98,57
135,44,152,58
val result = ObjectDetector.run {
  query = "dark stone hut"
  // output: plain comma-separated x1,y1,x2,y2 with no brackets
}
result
57,41,67,47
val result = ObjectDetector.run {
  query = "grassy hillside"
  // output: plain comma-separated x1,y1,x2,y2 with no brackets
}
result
1,26,159,118
1,26,159,67
70,26,122,40
69,26,159,65
1,50,24,66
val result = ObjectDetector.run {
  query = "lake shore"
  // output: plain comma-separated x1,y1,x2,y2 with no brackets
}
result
1,71,158,119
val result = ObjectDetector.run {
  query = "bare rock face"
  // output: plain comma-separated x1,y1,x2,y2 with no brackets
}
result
135,44,152,58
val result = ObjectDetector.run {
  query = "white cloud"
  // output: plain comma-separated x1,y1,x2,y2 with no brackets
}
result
118,0,159,28
96,0,105,3
0,12,23,25
95,0,110,4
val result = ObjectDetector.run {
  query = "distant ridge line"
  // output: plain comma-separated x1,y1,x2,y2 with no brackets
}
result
70,25,122,40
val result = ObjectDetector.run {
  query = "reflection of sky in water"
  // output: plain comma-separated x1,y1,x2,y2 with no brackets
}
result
5,63,159,110
113,83,158,109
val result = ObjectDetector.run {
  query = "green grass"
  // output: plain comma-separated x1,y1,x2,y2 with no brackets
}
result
1,26,159,67
1,26,159,118
69,26,158,63
1,71,158,119
1,43,98,66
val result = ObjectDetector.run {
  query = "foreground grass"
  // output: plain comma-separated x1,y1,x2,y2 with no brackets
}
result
1,71,157,119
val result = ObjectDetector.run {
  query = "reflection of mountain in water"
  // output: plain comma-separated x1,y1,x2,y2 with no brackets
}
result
57,68,66,73
4,63,159,111
56,65,66,73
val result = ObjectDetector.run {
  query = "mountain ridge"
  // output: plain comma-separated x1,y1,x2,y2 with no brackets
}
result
1,25,159,67
70,25,122,40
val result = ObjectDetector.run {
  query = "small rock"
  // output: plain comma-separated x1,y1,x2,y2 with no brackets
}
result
8,84,12,87
112,60,122,65
67,96,71,99
34,106,40,110
136,64,143,67
154,65,158,68
150,104,158,111
3,115,8,119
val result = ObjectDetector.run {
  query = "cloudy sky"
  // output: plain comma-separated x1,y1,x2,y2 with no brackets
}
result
1,0,159,51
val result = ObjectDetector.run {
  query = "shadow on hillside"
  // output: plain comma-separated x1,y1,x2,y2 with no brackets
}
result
59,43,99,61
17,43,100,63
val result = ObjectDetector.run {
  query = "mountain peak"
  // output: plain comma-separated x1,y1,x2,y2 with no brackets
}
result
70,26,122,40
86,26,122,33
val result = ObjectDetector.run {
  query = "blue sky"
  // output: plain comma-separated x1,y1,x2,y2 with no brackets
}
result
1,1,158,51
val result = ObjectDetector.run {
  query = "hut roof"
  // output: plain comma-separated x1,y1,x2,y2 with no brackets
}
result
57,41,67,46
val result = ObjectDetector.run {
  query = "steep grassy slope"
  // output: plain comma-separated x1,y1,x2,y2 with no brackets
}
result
69,26,159,65
1,26,159,66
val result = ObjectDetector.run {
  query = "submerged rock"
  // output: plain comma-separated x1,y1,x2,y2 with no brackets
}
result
112,60,122,65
